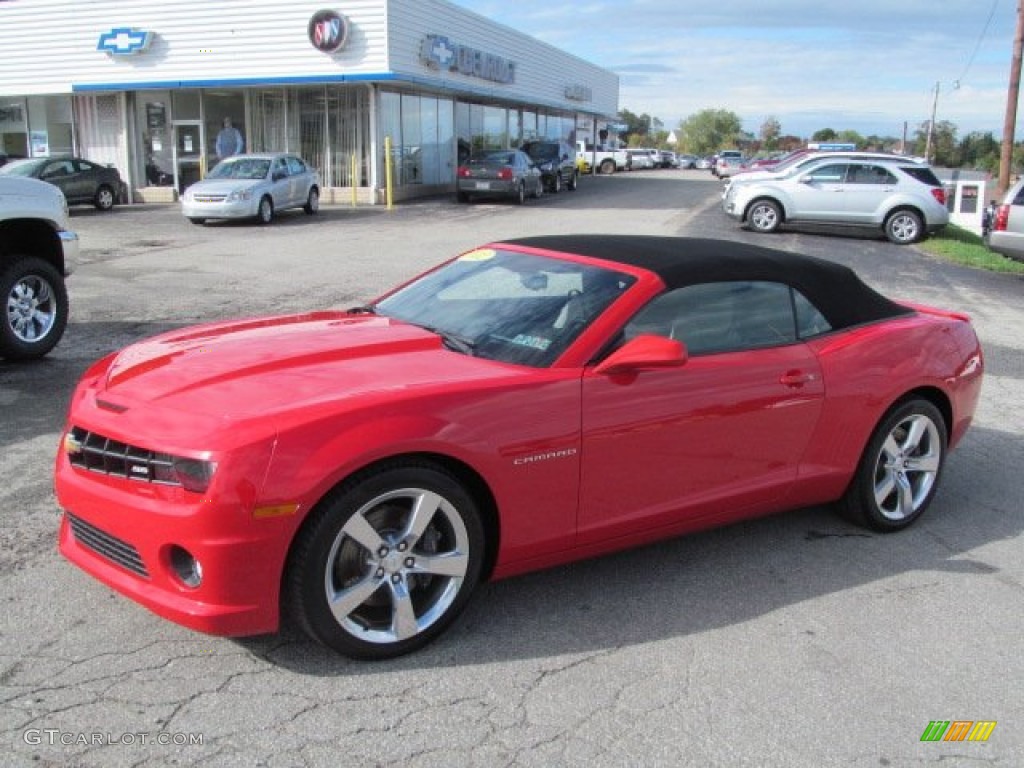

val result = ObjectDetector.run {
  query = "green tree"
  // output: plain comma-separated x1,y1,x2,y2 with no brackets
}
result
811,128,837,142
913,120,958,166
759,116,782,150
837,130,865,148
618,109,659,143
677,109,743,155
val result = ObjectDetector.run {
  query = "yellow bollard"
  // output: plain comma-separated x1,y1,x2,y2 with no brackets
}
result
385,136,393,210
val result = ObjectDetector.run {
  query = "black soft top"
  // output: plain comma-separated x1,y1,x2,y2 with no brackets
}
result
499,235,913,330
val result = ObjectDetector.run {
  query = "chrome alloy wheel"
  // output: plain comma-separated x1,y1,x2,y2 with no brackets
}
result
871,413,942,521
7,273,57,344
323,487,471,645
749,201,780,232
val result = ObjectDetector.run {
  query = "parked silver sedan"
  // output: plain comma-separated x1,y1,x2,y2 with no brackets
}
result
181,153,320,225
456,150,543,204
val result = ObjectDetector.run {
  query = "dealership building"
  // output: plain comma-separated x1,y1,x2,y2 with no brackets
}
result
0,0,620,202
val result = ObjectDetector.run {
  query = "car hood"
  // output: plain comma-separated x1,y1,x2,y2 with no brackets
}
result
94,313,515,419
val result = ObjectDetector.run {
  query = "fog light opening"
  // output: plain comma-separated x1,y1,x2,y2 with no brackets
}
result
169,546,203,588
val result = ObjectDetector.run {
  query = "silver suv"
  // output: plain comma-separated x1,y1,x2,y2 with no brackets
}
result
984,177,1024,263
722,157,949,244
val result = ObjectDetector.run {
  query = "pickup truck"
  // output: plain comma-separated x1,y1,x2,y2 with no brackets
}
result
0,175,78,359
575,141,631,175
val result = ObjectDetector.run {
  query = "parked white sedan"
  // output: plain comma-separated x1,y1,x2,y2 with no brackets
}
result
181,153,320,225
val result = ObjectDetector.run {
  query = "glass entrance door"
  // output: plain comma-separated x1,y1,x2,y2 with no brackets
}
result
172,121,204,193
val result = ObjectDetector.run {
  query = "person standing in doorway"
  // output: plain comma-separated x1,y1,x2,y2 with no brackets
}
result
216,117,244,159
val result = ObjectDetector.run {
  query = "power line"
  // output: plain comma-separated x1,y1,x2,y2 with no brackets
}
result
955,0,1001,86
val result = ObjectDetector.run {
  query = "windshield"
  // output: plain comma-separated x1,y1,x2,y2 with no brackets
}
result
0,158,45,176
374,248,635,367
208,158,271,180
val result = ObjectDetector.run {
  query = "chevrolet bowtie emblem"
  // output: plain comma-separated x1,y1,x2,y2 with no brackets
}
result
97,28,153,56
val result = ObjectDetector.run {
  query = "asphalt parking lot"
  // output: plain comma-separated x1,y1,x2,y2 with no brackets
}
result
2,170,1022,767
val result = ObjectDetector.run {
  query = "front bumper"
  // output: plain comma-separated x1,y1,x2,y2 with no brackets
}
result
56,448,290,637
181,198,259,220
59,230,79,276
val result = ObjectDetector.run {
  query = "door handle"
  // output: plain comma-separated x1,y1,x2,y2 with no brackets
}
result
780,370,816,387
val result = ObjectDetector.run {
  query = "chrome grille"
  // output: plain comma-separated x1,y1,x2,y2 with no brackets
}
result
194,194,226,202
67,514,149,578
67,427,178,486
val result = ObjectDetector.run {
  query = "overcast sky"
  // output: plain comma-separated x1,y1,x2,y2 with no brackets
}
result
452,0,1019,140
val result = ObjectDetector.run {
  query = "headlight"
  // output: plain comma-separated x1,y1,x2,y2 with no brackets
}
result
225,188,253,202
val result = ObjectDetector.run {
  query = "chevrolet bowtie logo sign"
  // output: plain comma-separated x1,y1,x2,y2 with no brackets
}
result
97,28,153,56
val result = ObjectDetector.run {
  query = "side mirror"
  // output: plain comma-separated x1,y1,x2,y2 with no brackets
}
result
594,334,687,375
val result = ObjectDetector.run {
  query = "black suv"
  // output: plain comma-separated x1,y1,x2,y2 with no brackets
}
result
521,141,578,193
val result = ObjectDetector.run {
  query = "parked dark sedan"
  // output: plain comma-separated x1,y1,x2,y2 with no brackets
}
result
456,150,544,204
0,155,125,210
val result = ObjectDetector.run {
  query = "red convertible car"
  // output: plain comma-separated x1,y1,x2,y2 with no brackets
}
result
56,236,984,659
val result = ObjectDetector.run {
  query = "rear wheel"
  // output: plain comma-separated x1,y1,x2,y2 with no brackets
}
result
257,196,274,225
304,187,319,215
747,199,782,233
568,170,579,191
0,256,68,360
599,159,615,175
514,181,525,205
286,463,485,659
884,209,923,244
456,191,470,203
551,172,562,193
838,399,947,531
187,217,205,226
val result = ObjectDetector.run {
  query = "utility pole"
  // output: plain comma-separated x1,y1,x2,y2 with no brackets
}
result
925,81,939,162
998,1,1024,197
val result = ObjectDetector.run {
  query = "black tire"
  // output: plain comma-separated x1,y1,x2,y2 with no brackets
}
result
746,199,782,234
884,209,923,245
599,159,615,175
286,463,485,659
0,256,68,360
514,181,525,205
187,217,205,226
94,184,116,211
304,187,319,215
456,191,470,203
838,399,947,532
550,172,562,194
257,196,274,225
567,170,578,191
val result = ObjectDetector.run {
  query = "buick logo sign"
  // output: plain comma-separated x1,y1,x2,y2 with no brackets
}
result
308,10,349,53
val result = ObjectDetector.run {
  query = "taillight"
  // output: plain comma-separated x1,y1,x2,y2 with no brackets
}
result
931,187,946,205
496,167,514,181
993,204,1010,232
457,166,471,178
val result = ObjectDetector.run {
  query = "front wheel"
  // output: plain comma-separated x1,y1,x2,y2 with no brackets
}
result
257,196,274,225
567,170,579,191
286,464,485,659
304,187,319,215
747,199,782,233
94,185,116,211
0,256,68,360
599,159,615,175
838,399,947,531
884,209,923,244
